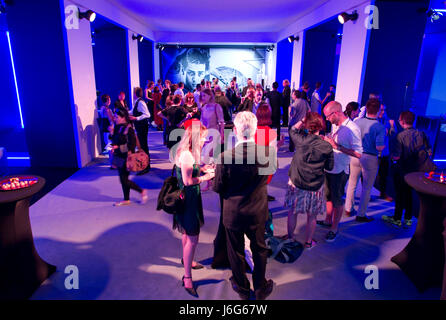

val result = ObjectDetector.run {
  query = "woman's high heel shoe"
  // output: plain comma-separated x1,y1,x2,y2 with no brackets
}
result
181,258,204,270
182,276,198,298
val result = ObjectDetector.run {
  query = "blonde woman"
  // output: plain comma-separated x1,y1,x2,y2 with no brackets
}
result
174,120,215,297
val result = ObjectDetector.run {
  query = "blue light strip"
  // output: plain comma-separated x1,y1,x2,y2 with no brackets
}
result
7,157,31,160
434,159,446,162
6,31,24,129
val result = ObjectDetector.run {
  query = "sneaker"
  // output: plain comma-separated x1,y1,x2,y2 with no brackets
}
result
404,219,413,227
325,231,338,242
355,215,374,223
382,215,402,227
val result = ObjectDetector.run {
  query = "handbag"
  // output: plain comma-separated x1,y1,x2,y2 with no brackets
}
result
126,125,150,172
265,237,303,263
156,166,185,215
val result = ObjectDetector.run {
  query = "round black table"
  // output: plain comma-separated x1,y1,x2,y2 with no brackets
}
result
0,176,56,300
391,172,446,299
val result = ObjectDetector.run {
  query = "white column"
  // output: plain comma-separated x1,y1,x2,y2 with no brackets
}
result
290,31,304,91
64,0,99,166
127,30,140,106
335,1,372,109
154,43,160,81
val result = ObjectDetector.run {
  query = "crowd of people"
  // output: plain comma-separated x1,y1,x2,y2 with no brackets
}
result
97,77,435,300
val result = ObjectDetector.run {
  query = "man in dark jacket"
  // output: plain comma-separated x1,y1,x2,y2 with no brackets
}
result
214,111,277,300
266,82,283,141
382,111,435,227
282,79,291,127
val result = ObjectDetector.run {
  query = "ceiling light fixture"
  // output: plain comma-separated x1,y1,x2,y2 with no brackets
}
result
338,10,358,24
427,9,444,22
132,34,144,42
288,35,299,43
79,9,96,22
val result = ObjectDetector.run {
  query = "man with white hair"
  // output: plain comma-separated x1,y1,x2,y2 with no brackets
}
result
213,111,277,300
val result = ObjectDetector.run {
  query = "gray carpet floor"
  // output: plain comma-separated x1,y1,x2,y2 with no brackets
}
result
29,130,442,300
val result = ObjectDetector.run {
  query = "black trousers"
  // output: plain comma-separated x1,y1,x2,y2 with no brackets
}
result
134,119,150,157
225,224,268,291
375,156,390,195
288,126,295,152
118,165,143,200
282,105,289,127
393,169,413,221
211,195,231,269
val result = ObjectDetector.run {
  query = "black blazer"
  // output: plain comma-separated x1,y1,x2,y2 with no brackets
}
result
213,141,277,232
114,100,129,112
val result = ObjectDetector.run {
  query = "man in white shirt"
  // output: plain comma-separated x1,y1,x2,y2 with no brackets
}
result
320,101,362,242
129,87,151,175
310,82,322,114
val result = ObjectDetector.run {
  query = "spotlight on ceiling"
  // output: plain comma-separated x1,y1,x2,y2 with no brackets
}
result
427,9,444,22
156,44,165,51
132,34,144,42
288,35,299,43
79,9,96,22
266,45,275,52
338,10,358,24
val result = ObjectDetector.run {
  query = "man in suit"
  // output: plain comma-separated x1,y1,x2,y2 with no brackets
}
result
267,82,283,140
213,111,277,300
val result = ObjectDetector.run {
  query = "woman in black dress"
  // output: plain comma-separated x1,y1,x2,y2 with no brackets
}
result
174,120,215,297
111,108,148,206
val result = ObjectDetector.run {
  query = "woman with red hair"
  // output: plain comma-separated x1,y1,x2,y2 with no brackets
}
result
284,112,334,249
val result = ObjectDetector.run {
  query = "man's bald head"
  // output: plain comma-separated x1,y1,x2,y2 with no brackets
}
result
324,101,346,126
325,101,342,114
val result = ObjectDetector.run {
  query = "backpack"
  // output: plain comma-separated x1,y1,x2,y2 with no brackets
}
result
266,237,304,263
156,166,185,215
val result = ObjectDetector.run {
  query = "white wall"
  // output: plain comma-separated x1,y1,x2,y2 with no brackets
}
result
335,1,372,108
64,0,100,166
154,43,160,82
290,31,304,91
279,0,372,108
67,0,155,40
127,30,140,106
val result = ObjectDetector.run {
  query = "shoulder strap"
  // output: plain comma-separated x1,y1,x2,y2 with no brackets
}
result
125,124,142,152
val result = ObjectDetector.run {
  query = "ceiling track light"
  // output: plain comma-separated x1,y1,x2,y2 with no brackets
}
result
156,44,165,51
427,9,444,22
132,34,144,42
288,35,299,43
79,9,96,22
338,10,358,24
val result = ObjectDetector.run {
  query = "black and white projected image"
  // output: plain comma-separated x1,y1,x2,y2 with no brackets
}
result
162,47,266,91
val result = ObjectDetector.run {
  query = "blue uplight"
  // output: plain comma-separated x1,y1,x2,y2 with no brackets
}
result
6,31,24,129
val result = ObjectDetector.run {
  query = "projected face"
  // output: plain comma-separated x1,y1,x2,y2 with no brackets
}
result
185,63,206,92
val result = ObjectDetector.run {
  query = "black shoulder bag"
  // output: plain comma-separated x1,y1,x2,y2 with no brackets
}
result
156,165,185,215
